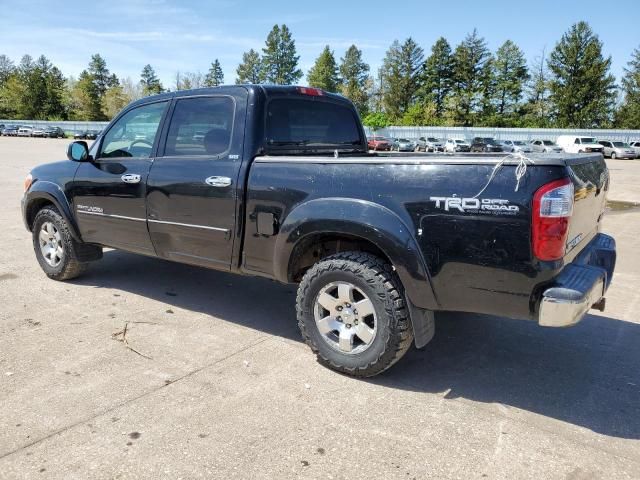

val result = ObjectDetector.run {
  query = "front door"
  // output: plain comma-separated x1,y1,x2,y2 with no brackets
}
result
72,100,169,255
146,93,245,269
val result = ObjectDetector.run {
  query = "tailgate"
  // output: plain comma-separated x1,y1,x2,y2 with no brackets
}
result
565,154,609,258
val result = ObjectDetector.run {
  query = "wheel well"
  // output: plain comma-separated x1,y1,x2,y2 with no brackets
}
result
26,199,56,231
288,233,392,282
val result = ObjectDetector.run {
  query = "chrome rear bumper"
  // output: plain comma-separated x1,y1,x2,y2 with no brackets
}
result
538,234,616,327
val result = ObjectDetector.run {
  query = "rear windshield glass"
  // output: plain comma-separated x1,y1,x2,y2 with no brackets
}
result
266,99,363,153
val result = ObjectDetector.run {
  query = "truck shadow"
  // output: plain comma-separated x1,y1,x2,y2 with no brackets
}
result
75,250,639,440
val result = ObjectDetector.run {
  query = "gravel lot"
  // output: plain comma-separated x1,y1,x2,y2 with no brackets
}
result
1,137,639,479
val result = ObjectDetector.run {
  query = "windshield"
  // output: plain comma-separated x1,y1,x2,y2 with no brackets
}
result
543,140,555,146
514,141,526,145
613,142,629,147
427,137,439,142
455,140,465,144
398,138,410,142
580,137,597,144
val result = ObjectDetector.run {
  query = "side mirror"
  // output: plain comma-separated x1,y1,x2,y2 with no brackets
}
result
67,141,89,162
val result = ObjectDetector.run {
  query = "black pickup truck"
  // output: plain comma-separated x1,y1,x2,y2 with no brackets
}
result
22,85,616,377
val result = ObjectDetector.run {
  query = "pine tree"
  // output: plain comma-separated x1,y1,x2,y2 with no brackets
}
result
236,49,263,84
493,40,529,115
307,46,339,92
420,37,454,117
548,21,616,128
379,37,424,121
339,45,370,115
524,48,552,127
615,46,640,129
261,24,302,85
204,59,224,87
140,64,164,96
448,29,491,126
88,54,115,98
0,54,14,86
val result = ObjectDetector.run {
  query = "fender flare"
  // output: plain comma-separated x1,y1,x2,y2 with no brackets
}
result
273,197,439,312
23,181,82,241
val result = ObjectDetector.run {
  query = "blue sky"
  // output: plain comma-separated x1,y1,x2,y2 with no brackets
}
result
0,0,638,87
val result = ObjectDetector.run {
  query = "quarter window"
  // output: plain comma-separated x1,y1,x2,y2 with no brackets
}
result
164,97,234,157
99,102,168,159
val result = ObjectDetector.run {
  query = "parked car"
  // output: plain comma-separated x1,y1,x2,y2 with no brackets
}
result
598,140,636,159
501,140,532,153
629,141,640,157
44,126,66,138
556,135,604,154
31,127,47,138
424,137,444,152
470,137,503,152
444,138,471,152
367,135,392,151
2,125,19,136
22,85,616,377
0,124,4,133
74,130,101,140
17,126,34,137
392,138,416,152
530,139,563,153
414,137,427,152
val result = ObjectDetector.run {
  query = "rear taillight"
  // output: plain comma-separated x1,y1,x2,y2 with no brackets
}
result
532,178,574,261
297,87,324,96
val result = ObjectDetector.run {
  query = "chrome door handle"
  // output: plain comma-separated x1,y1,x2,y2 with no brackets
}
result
205,176,232,187
121,174,141,184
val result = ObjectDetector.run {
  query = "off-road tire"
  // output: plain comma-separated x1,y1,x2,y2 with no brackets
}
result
32,206,89,281
296,251,414,377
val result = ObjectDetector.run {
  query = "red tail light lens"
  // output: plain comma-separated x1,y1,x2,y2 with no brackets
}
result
532,178,574,261
297,87,324,96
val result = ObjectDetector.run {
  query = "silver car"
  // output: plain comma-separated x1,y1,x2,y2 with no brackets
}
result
392,138,416,152
530,139,563,153
424,137,444,152
598,140,636,159
629,141,640,157
501,140,533,153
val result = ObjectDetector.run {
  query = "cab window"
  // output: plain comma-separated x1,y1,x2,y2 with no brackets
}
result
99,101,168,159
164,96,235,157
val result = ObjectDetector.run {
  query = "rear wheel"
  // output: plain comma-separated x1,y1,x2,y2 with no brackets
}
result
296,251,414,377
32,206,89,281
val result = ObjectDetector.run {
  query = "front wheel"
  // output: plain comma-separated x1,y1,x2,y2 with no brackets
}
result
32,206,89,280
296,252,414,377
610,152,616,159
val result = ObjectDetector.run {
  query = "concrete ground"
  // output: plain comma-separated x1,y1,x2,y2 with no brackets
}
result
1,137,639,479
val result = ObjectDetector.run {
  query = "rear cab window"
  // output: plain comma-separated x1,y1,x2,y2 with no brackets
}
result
265,97,365,155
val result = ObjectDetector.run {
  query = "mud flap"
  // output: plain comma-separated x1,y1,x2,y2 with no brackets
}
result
406,297,436,349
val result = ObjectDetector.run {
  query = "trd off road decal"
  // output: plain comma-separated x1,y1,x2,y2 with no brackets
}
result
430,196,519,215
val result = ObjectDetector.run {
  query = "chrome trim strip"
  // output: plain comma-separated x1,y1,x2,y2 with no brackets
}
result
77,210,146,222
77,209,229,232
148,219,229,233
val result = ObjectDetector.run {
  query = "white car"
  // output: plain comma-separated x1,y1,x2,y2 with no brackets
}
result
444,138,470,152
17,125,34,137
501,140,532,153
556,135,604,154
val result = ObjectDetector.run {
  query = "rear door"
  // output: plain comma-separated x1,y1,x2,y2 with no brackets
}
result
71,100,169,255
146,91,246,269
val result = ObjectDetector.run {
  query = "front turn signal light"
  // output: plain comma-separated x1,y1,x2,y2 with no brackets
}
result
24,173,33,193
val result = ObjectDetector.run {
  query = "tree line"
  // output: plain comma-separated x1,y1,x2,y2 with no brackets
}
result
0,21,638,129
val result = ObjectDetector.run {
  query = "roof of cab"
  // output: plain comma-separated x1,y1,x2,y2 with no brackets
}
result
127,84,350,109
